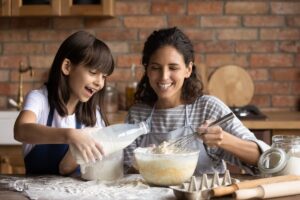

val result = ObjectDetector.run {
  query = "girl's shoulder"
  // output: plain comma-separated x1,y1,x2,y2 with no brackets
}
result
26,86,48,101
23,87,50,121
23,86,49,111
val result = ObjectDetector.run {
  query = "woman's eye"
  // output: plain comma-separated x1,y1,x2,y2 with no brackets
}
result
169,64,179,70
150,65,160,70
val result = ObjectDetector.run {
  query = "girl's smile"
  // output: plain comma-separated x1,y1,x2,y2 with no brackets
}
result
84,85,98,97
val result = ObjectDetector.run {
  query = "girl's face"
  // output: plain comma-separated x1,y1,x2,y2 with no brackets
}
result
147,45,192,108
62,59,106,109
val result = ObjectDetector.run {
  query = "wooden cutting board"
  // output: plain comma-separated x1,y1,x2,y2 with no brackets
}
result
207,65,254,107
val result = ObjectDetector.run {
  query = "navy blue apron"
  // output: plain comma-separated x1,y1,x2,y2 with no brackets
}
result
24,107,81,175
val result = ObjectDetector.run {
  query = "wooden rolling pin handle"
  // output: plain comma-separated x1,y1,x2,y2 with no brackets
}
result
211,175,300,197
210,184,238,197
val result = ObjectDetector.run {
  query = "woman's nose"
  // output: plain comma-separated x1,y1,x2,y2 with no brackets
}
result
161,68,170,80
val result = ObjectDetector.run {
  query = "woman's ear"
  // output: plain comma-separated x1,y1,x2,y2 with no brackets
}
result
61,58,71,75
185,62,193,78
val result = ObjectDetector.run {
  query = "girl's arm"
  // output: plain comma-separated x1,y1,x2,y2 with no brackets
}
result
59,149,78,175
14,110,104,163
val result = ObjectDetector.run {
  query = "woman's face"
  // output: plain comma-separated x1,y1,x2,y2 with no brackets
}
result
62,60,106,109
147,45,192,108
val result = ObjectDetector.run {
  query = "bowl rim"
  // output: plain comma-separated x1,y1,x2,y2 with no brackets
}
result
134,147,200,157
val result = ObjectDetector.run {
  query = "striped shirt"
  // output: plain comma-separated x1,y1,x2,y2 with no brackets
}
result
124,95,270,175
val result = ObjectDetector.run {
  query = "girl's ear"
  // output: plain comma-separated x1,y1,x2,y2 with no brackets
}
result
61,58,71,75
185,62,193,78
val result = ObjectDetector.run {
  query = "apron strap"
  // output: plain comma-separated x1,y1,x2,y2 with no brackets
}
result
145,104,156,132
184,105,190,127
46,106,55,126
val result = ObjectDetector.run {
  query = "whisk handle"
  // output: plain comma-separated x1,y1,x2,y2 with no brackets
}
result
208,112,234,127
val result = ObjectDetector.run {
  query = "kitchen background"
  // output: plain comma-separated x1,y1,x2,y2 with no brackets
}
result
0,0,299,112
0,0,300,174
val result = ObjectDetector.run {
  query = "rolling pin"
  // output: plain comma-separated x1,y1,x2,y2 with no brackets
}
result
234,180,300,199
211,175,300,197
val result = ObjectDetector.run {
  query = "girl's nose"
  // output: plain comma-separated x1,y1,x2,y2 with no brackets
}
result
94,74,104,86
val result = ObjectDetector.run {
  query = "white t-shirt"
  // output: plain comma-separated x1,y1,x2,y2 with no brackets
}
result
22,86,105,157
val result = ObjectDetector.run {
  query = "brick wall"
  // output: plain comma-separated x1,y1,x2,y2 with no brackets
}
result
0,0,299,111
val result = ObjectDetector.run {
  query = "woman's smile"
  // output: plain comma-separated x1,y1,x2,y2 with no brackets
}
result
158,82,173,90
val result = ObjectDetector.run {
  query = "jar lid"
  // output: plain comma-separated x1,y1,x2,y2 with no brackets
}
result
258,148,288,174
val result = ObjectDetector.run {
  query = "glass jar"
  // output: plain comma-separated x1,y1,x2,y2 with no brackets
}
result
258,135,300,176
104,85,119,113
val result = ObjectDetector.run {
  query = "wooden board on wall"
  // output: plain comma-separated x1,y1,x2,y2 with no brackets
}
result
208,65,254,107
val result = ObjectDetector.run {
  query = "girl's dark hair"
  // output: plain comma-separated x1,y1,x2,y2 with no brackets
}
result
135,27,203,105
47,31,114,126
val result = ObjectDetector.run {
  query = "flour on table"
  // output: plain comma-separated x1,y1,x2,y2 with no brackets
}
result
0,174,175,200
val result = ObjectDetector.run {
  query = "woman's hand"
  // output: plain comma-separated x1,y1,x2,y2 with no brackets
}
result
197,120,225,147
67,128,104,163
197,120,260,165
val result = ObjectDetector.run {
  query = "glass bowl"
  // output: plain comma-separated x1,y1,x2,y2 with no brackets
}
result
134,147,199,186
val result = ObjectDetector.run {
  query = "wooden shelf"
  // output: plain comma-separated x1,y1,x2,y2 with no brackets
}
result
1,0,114,17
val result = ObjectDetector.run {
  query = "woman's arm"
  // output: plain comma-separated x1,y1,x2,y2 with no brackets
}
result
222,132,260,165
198,125,260,165
14,110,104,163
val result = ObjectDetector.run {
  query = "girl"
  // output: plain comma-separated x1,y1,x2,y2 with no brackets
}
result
14,31,114,175
124,27,269,175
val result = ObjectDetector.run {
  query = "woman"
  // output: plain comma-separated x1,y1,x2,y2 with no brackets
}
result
124,27,269,175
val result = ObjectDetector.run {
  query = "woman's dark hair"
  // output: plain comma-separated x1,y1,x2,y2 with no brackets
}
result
135,27,203,106
47,31,114,126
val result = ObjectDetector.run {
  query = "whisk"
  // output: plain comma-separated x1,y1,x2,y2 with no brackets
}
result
167,112,235,150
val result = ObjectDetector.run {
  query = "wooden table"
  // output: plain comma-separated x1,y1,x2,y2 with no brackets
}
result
1,174,300,200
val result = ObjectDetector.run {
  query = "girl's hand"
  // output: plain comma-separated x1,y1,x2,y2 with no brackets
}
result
197,120,224,147
67,128,104,163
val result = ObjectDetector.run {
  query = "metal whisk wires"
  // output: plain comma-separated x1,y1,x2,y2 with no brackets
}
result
167,112,235,151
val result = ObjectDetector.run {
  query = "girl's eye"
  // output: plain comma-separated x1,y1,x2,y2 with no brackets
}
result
89,70,98,75
102,74,108,78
